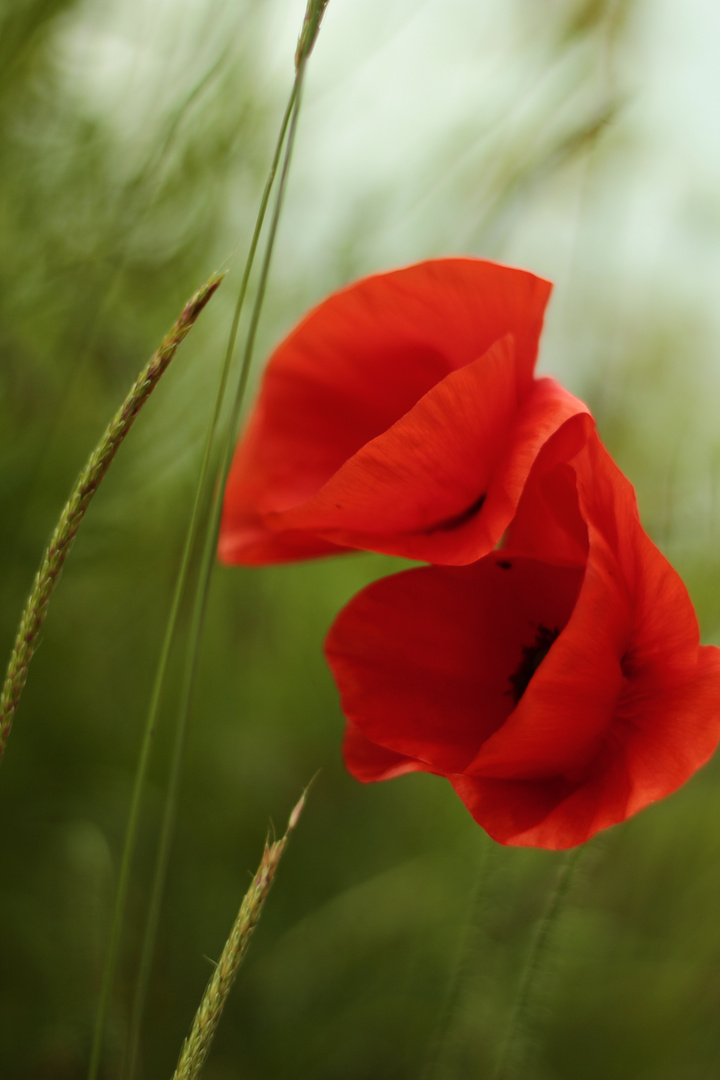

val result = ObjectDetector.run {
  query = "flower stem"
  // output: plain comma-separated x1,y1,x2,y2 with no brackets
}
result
171,793,306,1080
295,0,330,69
88,81,299,1080
421,838,496,1080
0,273,223,766
493,846,584,1080
124,36,316,1080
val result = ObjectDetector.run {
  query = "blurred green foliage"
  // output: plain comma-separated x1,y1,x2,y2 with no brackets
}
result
2,1,720,1079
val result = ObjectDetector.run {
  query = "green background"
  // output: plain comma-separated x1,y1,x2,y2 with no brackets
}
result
2,1,720,1077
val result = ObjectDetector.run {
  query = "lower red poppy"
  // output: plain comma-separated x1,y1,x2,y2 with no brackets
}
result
326,415,720,849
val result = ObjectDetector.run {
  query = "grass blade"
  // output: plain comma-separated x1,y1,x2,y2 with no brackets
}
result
493,846,583,1080
0,272,224,764
171,793,306,1080
121,73,301,1080
126,4,327,1067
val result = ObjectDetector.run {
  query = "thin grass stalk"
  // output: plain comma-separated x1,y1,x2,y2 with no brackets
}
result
171,793,306,1080
493,846,584,1080
91,85,299,1080
421,838,496,1080
0,273,223,765
125,62,310,1079
124,5,325,1061
295,0,330,69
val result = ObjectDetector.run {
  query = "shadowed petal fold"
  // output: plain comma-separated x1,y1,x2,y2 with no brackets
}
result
342,722,427,782
219,258,576,566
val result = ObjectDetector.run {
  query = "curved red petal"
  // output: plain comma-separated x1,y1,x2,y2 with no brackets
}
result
329,413,720,850
449,754,633,849
220,258,551,565
467,539,628,780
342,722,428,782
450,772,585,849
466,377,589,565
453,645,720,848
218,524,350,566
262,359,587,565
504,412,594,566
452,429,720,847
612,644,720,812
325,556,583,774
272,335,519,560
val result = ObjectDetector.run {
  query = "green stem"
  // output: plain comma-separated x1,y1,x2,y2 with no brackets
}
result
88,83,299,1080
295,0,330,69
421,838,496,1080
493,846,583,1080
123,68,306,1080
171,793,306,1080
0,274,223,765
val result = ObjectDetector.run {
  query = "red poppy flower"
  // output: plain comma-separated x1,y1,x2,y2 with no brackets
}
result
326,414,720,849
219,259,588,566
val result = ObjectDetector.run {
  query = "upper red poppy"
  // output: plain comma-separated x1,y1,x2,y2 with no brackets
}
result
326,414,720,849
219,258,588,566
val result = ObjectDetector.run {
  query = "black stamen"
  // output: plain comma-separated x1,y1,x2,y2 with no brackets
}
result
507,624,560,704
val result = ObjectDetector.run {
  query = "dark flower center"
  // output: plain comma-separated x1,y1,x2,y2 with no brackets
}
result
507,624,560,704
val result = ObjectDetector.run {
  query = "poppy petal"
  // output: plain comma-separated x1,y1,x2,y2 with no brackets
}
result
219,258,551,565
450,772,585,849
456,429,720,845
271,335,519,561
264,358,587,565
503,412,594,566
329,410,720,849
466,539,629,780
612,645,720,813
342,722,427,782
454,647,720,849
326,556,584,775
449,753,632,849
465,376,589,566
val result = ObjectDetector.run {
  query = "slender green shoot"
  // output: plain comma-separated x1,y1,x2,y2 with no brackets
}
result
171,793,307,1080
0,273,223,765
421,838,496,1080
125,59,310,1078
90,82,299,1080
295,0,330,69
493,846,584,1080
